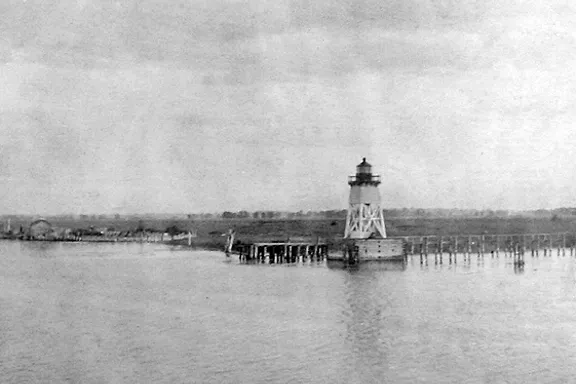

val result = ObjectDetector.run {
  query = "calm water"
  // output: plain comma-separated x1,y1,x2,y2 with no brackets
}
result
2,241,576,383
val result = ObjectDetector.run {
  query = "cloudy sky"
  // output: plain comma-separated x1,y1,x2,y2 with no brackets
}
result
1,0,576,214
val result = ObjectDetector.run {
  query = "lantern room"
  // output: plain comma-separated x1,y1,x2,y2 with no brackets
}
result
348,157,381,186
357,157,371,175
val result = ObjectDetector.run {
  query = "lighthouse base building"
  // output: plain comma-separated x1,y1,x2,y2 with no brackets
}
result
327,158,405,262
335,238,405,262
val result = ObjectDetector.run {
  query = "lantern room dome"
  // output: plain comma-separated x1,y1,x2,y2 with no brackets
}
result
357,157,371,168
356,157,372,175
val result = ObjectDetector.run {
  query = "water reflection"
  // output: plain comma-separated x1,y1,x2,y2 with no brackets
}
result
328,251,573,382
18,240,63,257
409,252,539,273
326,259,406,272
332,260,409,381
342,268,387,378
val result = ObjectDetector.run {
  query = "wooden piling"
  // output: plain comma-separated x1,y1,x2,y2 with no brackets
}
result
438,236,442,256
454,236,459,254
439,236,443,264
476,236,481,257
523,236,527,256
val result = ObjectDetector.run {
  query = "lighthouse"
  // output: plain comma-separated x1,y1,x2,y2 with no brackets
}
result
331,158,404,262
344,158,387,239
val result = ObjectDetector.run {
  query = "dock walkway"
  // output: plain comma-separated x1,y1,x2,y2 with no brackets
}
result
227,232,576,265
395,232,576,266
399,232,574,256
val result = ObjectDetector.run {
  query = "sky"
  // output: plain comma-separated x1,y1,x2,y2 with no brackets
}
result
1,0,576,215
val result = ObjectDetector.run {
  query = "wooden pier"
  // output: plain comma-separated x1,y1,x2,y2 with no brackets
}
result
397,232,576,265
226,232,576,265
230,241,328,263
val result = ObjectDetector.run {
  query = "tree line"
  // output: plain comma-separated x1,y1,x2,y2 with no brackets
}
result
7,208,576,223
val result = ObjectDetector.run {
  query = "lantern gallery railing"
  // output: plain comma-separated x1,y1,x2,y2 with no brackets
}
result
348,174,381,185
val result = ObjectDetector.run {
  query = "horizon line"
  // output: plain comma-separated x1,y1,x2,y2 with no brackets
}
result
1,207,576,217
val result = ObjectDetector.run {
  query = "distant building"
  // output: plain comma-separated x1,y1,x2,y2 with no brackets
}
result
28,219,53,240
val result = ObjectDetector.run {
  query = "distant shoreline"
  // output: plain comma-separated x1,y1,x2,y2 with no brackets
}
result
0,236,227,252
4,216,576,253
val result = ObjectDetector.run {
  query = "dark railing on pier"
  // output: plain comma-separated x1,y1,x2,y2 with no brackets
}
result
229,241,328,264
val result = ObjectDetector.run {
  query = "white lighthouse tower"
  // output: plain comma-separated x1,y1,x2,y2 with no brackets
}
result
332,158,404,262
344,158,387,239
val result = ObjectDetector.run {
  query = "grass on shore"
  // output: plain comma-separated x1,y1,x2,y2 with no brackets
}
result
8,216,576,250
